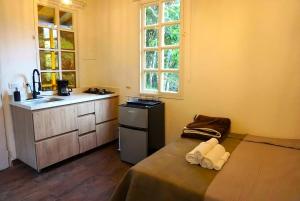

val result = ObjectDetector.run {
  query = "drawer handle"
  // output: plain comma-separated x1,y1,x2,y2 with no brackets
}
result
127,110,136,113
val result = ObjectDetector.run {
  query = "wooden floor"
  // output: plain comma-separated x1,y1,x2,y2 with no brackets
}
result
0,142,131,201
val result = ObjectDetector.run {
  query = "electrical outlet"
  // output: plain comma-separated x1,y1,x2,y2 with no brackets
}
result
8,82,24,90
8,81,26,95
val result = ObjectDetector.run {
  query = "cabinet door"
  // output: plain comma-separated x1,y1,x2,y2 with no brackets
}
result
77,101,95,116
78,114,95,135
35,131,79,169
95,97,118,124
96,120,118,146
33,105,77,141
79,132,96,153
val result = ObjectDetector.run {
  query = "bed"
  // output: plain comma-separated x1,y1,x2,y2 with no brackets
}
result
110,133,300,201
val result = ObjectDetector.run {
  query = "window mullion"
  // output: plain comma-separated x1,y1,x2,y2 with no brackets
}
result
160,45,180,49
39,48,60,51
144,25,159,29
144,47,159,51
157,0,163,94
57,7,63,80
161,21,180,26
141,5,145,92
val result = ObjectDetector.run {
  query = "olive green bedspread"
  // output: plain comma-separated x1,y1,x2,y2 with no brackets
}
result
110,134,243,201
110,134,300,201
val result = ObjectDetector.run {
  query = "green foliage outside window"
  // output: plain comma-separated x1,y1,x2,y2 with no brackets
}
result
143,0,181,93
164,49,179,69
162,73,179,92
146,51,158,69
146,29,158,47
164,0,180,22
146,5,158,25
145,72,158,90
164,24,180,46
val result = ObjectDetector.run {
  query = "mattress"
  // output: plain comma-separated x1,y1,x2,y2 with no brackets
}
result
110,134,300,201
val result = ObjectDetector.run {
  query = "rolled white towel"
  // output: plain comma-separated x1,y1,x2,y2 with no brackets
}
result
186,138,219,164
201,158,213,169
195,138,218,160
200,144,226,169
214,152,230,171
185,143,204,164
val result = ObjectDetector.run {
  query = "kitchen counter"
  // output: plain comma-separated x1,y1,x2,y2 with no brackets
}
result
10,92,118,111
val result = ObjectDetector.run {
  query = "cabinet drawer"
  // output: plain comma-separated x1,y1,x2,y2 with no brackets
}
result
78,114,96,135
77,101,95,116
96,120,118,146
33,105,78,141
79,132,97,153
35,131,79,169
95,97,118,124
119,107,148,129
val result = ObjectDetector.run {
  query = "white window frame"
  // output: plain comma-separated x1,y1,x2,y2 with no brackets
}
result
34,1,79,92
140,0,184,98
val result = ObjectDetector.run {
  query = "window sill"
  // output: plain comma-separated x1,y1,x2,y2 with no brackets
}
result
139,91,184,100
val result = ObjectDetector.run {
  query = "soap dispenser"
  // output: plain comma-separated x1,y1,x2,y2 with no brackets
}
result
13,88,21,102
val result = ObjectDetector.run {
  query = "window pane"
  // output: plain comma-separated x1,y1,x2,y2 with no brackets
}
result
61,31,75,50
163,0,180,22
62,72,76,88
161,72,179,93
145,29,158,47
60,11,73,30
39,50,59,70
144,72,158,91
62,52,75,70
145,51,158,69
163,49,179,69
38,5,55,27
164,24,180,46
41,72,59,91
38,27,58,49
145,5,158,25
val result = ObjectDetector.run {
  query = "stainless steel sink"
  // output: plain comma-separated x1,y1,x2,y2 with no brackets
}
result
23,97,64,105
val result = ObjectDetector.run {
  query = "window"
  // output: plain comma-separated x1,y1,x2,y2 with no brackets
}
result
37,5,77,91
141,0,182,95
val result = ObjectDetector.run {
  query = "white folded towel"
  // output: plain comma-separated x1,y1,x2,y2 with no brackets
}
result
201,144,225,169
214,152,230,170
185,143,204,164
195,138,218,160
185,138,218,164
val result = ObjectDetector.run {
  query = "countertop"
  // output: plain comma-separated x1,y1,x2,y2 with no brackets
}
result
10,92,119,111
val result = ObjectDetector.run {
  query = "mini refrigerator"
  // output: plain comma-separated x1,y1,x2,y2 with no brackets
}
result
119,101,165,164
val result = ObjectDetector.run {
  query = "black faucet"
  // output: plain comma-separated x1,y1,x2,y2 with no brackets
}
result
32,69,41,99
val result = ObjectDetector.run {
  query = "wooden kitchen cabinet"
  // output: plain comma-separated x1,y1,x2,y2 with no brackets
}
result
96,120,118,146
78,114,96,135
33,105,77,141
95,97,118,124
11,95,119,172
77,101,95,116
79,132,97,153
11,106,37,169
36,131,79,169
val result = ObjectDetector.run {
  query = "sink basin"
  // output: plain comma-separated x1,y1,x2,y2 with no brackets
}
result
23,97,64,105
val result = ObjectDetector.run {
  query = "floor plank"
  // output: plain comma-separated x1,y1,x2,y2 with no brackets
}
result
0,142,131,201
